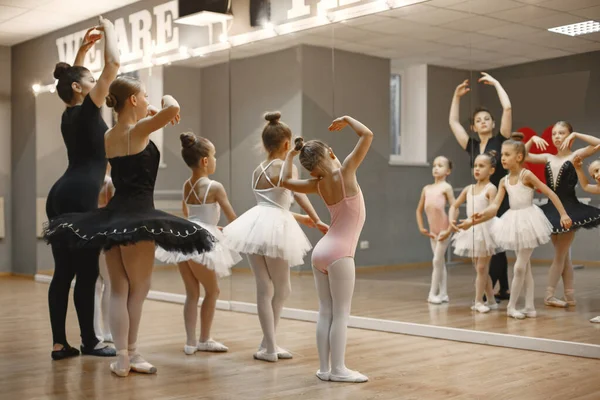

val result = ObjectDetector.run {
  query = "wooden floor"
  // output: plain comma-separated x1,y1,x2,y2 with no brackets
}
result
39,261,600,345
1,277,600,400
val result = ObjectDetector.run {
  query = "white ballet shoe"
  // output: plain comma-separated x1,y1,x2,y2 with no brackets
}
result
520,308,537,318
329,369,368,383
486,302,499,310
258,346,293,359
184,344,198,355
507,308,526,320
545,296,568,308
253,349,277,362
427,295,442,304
110,361,130,377
439,295,450,303
590,316,600,323
197,339,228,353
129,353,157,374
316,370,330,381
471,302,490,313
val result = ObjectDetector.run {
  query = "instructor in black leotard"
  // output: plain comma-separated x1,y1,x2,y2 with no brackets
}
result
449,72,513,301
46,16,120,360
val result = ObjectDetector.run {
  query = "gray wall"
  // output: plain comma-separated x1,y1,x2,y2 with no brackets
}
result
480,51,600,262
0,46,10,272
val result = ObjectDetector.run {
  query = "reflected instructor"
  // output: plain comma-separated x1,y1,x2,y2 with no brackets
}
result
45,17,119,360
449,72,513,300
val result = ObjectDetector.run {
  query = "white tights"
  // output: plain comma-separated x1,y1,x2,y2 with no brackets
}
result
247,255,291,354
547,232,575,301
429,238,449,298
507,248,535,312
94,251,111,341
473,256,495,304
313,257,355,375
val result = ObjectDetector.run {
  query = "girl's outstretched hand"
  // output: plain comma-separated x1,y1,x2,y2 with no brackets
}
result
454,80,470,97
531,136,549,151
420,228,436,239
457,218,474,230
560,214,572,230
573,155,584,169
329,116,348,131
316,221,329,234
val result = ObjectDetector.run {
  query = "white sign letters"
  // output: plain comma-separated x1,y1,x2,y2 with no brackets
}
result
287,0,362,19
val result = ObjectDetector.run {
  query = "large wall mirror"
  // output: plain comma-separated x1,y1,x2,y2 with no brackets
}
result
33,0,600,358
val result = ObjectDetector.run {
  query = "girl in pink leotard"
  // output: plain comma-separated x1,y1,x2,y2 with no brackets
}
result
282,115,372,384
416,156,456,305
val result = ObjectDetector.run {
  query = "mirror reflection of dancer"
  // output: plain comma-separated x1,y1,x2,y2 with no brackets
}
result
416,156,456,304
45,17,119,361
462,133,572,319
282,115,372,383
176,132,241,355
450,73,513,301
94,163,114,343
573,153,600,323
441,151,500,313
44,76,216,377
224,112,328,363
524,125,600,308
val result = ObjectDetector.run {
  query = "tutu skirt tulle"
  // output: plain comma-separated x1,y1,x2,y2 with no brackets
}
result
491,205,552,251
222,205,312,267
155,220,242,277
452,217,502,258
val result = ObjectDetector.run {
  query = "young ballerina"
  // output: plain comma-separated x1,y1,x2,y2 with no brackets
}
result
416,156,456,304
440,151,501,313
281,115,371,383
44,76,216,377
94,164,114,343
573,152,600,323
524,125,600,308
449,72,513,301
463,133,572,319
177,132,241,355
223,112,328,362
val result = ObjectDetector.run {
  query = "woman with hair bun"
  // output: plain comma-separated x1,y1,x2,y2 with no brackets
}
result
281,115,372,383
45,16,119,361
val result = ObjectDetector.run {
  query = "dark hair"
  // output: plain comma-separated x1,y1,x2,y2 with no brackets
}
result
435,155,453,170
180,132,213,167
477,150,498,168
262,111,292,154
53,62,90,104
294,137,330,172
470,106,495,126
503,132,527,163
105,75,142,113
554,121,574,133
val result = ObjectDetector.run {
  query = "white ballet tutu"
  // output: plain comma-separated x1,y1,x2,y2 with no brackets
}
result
492,205,552,251
155,221,241,278
452,217,503,258
222,205,312,267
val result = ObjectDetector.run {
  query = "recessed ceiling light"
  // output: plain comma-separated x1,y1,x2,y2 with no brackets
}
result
548,20,600,37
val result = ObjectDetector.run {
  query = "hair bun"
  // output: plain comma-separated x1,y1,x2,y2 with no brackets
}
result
105,93,117,108
487,149,498,158
264,111,281,124
294,137,305,151
510,131,525,142
180,132,197,149
53,62,71,80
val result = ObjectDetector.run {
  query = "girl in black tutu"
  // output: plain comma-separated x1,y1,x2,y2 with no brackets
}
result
524,125,600,308
44,76,215,377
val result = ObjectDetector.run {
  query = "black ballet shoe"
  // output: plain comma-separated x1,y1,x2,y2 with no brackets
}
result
51,345,80,361
80,344,117,357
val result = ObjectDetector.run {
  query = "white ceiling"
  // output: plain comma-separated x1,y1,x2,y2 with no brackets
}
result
221,0,600,71
0,0,141,46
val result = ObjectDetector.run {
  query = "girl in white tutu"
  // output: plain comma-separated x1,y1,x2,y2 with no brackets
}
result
223,111,328,362
176,132,242,355
573,153,600,323
416,156,456,304
440,151,501,313
462,133,572,319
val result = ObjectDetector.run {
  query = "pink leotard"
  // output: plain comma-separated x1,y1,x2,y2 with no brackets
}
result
311,169,366,273
424,184,449,236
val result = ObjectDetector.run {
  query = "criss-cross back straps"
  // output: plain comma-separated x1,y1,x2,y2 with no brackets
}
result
184,178,213,204
253,159,278,189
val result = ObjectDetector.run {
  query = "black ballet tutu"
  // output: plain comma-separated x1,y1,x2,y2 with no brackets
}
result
43,140,216,256
542,161,600,234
